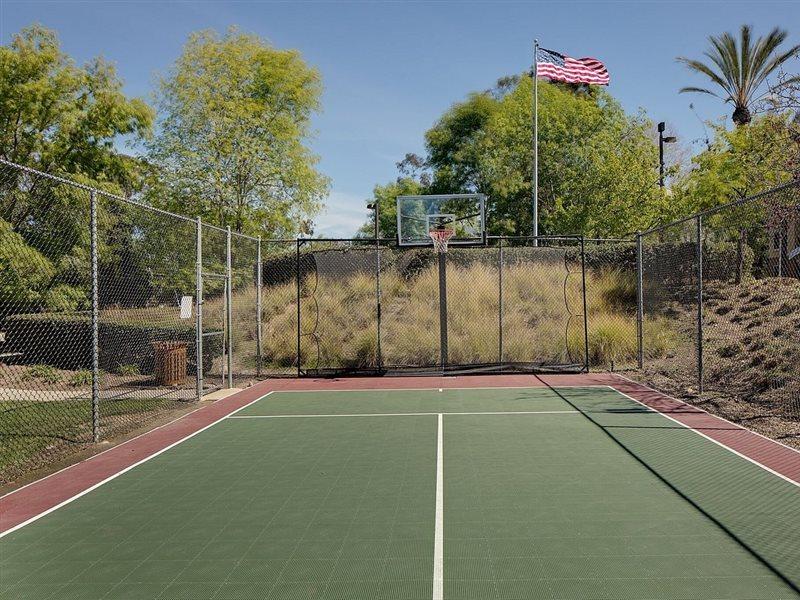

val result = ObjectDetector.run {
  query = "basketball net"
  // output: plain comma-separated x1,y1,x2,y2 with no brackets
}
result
429,227,455,253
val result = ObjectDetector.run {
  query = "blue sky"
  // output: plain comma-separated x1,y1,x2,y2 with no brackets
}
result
2,1,799,235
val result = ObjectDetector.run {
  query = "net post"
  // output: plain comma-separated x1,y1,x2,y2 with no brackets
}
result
90,190,100,443
429,225,453,371
225,226,233,389
438,250,448,371
256,236,262,378
580,236,590,372
696,216,704,394
195,217,204,401
498,237,504,365
636,231,644,369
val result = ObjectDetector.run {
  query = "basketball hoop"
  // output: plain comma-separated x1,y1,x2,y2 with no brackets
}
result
429,227,455,253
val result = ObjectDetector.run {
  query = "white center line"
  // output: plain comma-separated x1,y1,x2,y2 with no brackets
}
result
433,412,444,600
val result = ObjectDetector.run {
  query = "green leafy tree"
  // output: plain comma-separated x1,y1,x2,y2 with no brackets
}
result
148,28,329,237
678,25,800,126
0,25,153,314
421,91,500,194
479,78,672,236
395,79,516,199
0,25,153,187
676,112,799,209
0,218,55,308
367,77,671,238
358,178,423,239
673,113,800,274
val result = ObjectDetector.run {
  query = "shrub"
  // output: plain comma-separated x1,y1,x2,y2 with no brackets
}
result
21,364,61,384
117,364,140,376
4,314,220,375
68,370,92,387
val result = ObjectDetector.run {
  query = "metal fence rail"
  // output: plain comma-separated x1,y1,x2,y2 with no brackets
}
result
0,159,260,483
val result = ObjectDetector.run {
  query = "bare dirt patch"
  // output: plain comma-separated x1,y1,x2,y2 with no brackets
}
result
636,277,800,450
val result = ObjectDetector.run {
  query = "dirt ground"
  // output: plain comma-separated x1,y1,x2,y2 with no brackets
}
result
636,277,800,450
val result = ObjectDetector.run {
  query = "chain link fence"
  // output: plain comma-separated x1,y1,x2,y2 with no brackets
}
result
0,160,260,483
274,236,595,376
6,156,797,481
258,240,298,376
637,180,800,447
582,238,639,371
1,161,95,483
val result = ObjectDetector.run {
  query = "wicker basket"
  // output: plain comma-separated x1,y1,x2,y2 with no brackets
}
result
152,341,188,386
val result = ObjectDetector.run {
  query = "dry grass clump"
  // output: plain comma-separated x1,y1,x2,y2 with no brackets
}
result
247,258,677,371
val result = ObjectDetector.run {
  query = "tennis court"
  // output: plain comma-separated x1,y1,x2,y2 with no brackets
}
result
1,380,799,599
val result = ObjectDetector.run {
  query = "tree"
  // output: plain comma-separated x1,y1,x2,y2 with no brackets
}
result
395,79,516,197
148,28,329,237
0,25,153,187
358,178,423,240
0,25,154,314
678,25,800,126
675,113,800,210
422,91,500,194
364,75,674,238
478,79,674,237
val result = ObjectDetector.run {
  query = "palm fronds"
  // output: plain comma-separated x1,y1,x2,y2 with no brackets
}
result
678,25,800,125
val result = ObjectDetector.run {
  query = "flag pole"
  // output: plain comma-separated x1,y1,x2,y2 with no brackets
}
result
532,39,539,245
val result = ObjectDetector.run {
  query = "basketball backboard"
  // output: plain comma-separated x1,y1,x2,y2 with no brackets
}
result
396,194,486,246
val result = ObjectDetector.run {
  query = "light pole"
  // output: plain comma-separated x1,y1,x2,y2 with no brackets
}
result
658,122,677,188
366,202,379,238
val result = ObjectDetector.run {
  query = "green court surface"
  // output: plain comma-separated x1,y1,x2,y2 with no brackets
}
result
1,387,798,599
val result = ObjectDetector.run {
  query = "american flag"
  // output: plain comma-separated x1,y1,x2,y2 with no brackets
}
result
536,47,610,86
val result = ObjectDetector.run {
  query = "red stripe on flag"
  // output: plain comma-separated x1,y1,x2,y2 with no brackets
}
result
537,52,610,85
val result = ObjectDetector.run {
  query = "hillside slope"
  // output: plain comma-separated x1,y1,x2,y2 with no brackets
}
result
642,277,800,449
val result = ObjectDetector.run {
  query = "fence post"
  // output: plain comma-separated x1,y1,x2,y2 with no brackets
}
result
696,216,704,394
90,190,100,443
195,217,204,401
226,226,233,389
375,239,383,372
779,222,787,278
636,232,644,369
256,236,262,378
735,229,744,284
498,238,504,365
580,237,590,372
296,239,302,377
438,251,448,371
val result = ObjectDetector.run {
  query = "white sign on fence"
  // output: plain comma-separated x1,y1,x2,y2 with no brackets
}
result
180,296,193,319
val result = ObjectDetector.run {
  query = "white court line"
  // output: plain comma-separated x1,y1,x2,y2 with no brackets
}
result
0,386,586,501
602,385,799,489
0,400,212,501
269,385,607,394
433,413,444,600
228,410,579,419
0,392,274,538
611,372,800,456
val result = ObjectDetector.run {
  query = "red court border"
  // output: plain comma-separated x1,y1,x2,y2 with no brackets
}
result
2,373,798,535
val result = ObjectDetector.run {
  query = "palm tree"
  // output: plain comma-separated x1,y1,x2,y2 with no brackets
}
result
678,25,800,126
